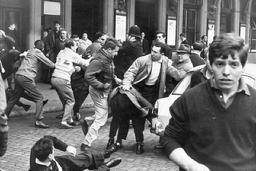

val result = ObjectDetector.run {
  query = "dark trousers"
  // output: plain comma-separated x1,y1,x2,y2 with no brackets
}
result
56,151,108,171
71,82,89,115
5,75,44,120
115,84,158,143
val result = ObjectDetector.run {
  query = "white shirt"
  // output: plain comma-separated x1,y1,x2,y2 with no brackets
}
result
145,59,162,85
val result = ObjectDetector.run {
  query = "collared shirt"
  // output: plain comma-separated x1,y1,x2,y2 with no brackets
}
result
210,78,250,109
35,158,63,171
145,58,162,85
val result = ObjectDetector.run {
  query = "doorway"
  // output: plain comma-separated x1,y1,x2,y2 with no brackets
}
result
72,0,103,41
135,0,157,48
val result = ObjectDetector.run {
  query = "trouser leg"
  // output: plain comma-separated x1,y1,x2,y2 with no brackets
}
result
132,114,146,143
108,115,119,139
5,76,24,117
83,86,108,146
51,77,74,123
72,85,89,115
116,114,130,142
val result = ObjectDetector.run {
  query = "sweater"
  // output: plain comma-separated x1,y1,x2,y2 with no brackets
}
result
52,48,89,81
162,80,256,171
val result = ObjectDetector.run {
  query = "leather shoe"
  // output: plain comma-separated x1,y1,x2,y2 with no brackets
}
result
43,99,48,106
80,119,88,136
23,104,31,111
69,121,79,126
60,122,74,129
136,142,144,154
105,157,122,168
154,143,164,150
34,121,49,129
80,143,90,151
106,138,114,150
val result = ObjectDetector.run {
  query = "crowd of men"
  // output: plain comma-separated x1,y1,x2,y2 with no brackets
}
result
1,20,256,171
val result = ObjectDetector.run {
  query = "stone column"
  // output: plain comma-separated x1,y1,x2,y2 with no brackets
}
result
245,0,252,44
127,0,135,29
158,0,167,32
176,0,183,48
232,0,240,35
64,0,72,34
200,0,208,36
28,0,42,48
103,0,114,36
214,0,221,36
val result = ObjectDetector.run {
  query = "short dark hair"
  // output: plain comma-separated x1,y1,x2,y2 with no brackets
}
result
34,40,44,51
95,32,104,40
65,39,75,48
71,34,79,39
152,41,165,54
156,31,166,38
102,37,120,50
201,35,207,40
208,33,249,67
33,137,53,162
180,33,185,37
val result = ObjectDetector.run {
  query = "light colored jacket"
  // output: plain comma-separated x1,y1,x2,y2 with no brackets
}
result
16,48,55,80
52,48,90,81
123,54,192,98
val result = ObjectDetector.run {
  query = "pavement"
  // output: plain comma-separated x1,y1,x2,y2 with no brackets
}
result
1,83,179,171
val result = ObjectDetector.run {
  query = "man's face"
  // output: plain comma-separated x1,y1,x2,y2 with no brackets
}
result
99,35,107,45
156,33,165,43
55,23,60,31
71,41,78,52
60,31,67,39
211,52,244,94
82,33,88,40
151,46,162,61
73,37,80,46
108,46,119,59
176,53,190,63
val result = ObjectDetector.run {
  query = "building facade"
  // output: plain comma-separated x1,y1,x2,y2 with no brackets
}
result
0,0,255,51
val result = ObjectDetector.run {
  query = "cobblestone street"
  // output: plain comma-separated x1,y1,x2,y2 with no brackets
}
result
0,110,178,171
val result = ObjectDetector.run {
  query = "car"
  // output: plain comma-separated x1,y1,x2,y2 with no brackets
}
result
154,63,256,128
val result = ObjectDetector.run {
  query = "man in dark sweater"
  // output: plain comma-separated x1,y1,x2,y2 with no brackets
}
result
159,33,256,171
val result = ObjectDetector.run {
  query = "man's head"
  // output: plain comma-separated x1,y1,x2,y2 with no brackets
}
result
180,33,186,41
156,31,166,43
95,32,107,45
54,21,61,31
141,32,145,39
151,42,164,61
34,40,44,51
201,35,208,42
82,33,88,41
174,44,190,63
65,39,78,52
71,34,80,45
33,137,53,162
128,25,141,41
59,30,67,40
192,42,204,51
209,33,249,93
102,37,120,58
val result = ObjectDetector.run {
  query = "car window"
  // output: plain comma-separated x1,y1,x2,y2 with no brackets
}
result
172,74,192,95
